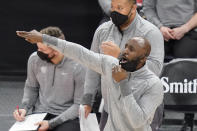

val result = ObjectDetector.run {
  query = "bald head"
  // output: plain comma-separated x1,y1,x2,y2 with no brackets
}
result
128,37,151,58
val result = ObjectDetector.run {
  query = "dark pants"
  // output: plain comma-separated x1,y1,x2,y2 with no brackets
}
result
99,104,164,131
44,113,80,131
164,30,197,62
184,113,195,126
99,110,108,131
151,103,164,131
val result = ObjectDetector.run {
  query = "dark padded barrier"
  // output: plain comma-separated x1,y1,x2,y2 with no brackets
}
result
160,59,197,110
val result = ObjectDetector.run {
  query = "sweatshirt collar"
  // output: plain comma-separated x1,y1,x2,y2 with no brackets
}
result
122,13,138,34
128,63,148,80
56,56,67,67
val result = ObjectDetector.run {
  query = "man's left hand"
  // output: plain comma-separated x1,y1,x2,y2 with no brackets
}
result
112,65,128,83
35,120,49,131
101,41,120,58
16,30,43,44
171,25,189,40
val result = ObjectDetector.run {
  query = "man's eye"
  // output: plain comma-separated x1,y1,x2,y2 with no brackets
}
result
118,7,123,10
129,47,134,51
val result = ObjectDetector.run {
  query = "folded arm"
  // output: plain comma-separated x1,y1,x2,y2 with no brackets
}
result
119,80,163,128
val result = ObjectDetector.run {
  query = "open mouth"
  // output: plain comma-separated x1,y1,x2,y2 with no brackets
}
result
119,57,128,64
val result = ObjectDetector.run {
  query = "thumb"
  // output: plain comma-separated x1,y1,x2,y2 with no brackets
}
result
35,121,42,126
20,111,26,118
169,29,174,33
85,109,89,119
102,41,113,45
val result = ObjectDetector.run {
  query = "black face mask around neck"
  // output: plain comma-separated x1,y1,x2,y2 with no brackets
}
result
110,8,132,27
119,56,141,72
37,51,52,63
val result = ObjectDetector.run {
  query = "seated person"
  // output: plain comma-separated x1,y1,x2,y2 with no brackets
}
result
13,27,86,131
16,30,164,131
143,0,197,61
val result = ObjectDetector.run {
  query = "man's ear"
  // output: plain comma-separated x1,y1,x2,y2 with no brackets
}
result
59,34,65,40
140,56,147,64
131,4,137,13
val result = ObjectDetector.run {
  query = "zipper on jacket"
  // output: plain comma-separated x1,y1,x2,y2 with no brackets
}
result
52,66,57,87
119,28,124,47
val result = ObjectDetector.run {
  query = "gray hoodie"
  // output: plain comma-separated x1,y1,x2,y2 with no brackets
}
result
42,34,164,131
22,52,86,129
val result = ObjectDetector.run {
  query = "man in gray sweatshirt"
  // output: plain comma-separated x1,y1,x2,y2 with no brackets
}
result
84,0,164,130
13,27,85,131
16,30,164,131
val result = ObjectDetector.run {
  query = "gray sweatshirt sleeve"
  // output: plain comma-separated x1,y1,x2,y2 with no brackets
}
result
145,29,164,76
48,64,86,129
119,80,163,128
43,34,108,76
22,54,39,113
143,0,163,28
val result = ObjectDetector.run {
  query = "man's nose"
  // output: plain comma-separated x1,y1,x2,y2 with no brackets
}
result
123,48,129,54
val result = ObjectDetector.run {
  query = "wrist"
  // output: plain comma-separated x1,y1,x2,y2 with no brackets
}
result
48,117,63,129
21,105,29,114
182,24,190,33
81,94,93,106
157,23,163,30
159,26,165,32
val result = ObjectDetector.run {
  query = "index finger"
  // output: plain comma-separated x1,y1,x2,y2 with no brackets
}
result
16,31,29,37
102,41,114,45
35,121,42,126
14,110,23,121
167,31,175,39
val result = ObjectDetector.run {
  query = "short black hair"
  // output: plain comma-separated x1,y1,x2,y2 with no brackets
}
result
128,0,136,4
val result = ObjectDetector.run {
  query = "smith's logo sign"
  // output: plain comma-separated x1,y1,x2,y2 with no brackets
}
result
161,77,197,93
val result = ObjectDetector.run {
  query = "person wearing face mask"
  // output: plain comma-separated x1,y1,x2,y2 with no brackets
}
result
16,31,164,131
81,0,164,131
13,27,86,131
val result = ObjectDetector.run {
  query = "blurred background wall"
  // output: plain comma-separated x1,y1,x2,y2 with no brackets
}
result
0,0,102,77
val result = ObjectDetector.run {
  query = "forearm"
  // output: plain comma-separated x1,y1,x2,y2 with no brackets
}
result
122,95,151,128
48,104,79,129
184,13,197,32
119,80,148,128
119,81,163,128
22,83,39,112
43,34,104,75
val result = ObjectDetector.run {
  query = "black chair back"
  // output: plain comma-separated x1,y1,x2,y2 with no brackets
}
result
160,59,197,111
